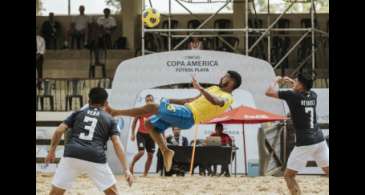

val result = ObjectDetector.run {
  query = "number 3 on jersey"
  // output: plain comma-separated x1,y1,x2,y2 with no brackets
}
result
304,107,314,129
79,116,98,140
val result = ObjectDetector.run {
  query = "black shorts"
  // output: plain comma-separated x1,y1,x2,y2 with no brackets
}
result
136,132,155,153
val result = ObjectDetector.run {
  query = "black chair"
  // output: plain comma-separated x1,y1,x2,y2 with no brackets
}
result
89,38,107,78
248,18,266,59
65,80,84,110
214,19,232,50
271,19,291,75
297,18,319,73
187,19,201,29
161,20,180,50
218,36,239,52
37,79,55,111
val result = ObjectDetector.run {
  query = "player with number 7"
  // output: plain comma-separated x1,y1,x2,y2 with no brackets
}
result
265,73,329,195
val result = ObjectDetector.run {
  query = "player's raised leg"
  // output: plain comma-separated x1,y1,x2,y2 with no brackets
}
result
105,103,159,117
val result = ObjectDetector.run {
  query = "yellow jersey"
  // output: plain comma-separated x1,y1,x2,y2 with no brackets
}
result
186,86,234,123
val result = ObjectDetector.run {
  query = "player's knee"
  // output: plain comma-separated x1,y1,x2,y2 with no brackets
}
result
104,185,119,195
138,150,145,155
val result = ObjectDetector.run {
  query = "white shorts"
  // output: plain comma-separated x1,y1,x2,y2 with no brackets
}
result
52,157,116,191
287,140,329,172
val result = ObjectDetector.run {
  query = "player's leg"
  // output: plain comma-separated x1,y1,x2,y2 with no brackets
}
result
313,141,329,176
284,168,301,195
130,132,146,175
103,184,119,195
144,152,153,176
50,158,80,195
284,146,310,195
143,134,155,176
107,103,159,117
86,160,118,194
145,120,174,172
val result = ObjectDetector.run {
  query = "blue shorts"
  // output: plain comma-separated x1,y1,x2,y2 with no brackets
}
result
148,98,195,133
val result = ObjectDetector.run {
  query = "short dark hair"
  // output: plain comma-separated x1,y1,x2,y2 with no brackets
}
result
297,73,313,91
215,123,223,130
89,87,108,105
145,94,154,99
227,70,242,90
104,8,111,13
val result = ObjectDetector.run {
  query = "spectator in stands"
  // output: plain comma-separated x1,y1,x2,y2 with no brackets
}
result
209,123,232,177
88,16,103,64
71,5,90,49
97,8,117,49
188,37,203,50
166,127,188,146
41,12,61,49
166,127,188,176
36,27,46,88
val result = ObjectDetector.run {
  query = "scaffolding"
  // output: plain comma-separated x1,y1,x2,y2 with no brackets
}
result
141,0,329,78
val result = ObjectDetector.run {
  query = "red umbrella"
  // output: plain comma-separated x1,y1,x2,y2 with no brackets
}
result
193,105,287,176
205,105,287,124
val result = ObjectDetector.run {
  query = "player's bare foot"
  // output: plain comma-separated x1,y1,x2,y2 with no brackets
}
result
162,149,174,172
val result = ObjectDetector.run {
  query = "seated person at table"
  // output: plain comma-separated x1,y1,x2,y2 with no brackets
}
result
167,127,188,146
165,127,189,176
209,123,232,177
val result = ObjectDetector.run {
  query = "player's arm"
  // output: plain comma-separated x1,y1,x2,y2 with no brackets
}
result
169,94,201,105
265,76,283,99
45,123,68,164
130,117,138,141
111,135,133,186
192,76,225,106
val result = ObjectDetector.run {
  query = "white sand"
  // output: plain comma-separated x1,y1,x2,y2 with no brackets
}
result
36,172,329,195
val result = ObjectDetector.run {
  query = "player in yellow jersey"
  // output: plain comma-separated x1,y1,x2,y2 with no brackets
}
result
105,71,242,172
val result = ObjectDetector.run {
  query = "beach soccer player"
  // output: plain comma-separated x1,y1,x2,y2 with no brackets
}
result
105,70,242,172
265,74,329,195
45,87,133,195
129,94,156,176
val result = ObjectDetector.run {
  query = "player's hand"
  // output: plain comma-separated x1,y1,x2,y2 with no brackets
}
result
275,76,283,83
192,75,202,91
131,135,136,142
283,76,295,84
45,150,56,165
124,170,133,187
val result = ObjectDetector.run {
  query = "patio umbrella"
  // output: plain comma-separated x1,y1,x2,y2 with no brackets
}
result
189,105,287,175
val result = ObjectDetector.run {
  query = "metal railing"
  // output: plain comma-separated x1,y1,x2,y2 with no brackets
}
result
36,78,112,111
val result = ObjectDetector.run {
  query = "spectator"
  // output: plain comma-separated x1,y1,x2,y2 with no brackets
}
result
71,5,90,49
41,12,61,49
36,27,46,88
166,127,189,176
188,37,203,50
166,127,188,146
209,123,232,177
97,8,117,49
88,16,103,64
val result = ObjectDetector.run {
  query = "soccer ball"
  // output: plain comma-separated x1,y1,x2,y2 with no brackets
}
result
142,8,160,28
